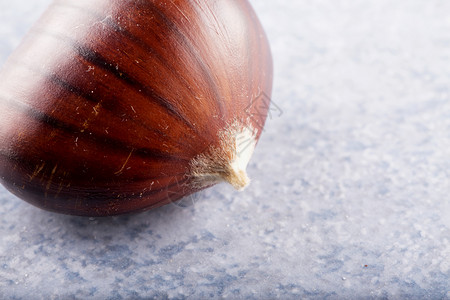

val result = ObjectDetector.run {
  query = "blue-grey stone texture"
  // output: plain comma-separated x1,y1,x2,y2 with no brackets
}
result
0,0,449,299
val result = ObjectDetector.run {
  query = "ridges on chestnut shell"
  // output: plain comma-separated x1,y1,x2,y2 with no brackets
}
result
0,0,273,216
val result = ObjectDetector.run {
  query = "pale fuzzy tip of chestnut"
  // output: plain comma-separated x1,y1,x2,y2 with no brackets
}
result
189,122,257,191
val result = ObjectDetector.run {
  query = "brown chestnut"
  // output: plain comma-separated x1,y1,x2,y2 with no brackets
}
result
0,0,273,216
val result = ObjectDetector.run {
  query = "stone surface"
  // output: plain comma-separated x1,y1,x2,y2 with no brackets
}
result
0,0,449,299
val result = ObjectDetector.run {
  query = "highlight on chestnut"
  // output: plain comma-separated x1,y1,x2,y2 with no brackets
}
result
0,0,273,216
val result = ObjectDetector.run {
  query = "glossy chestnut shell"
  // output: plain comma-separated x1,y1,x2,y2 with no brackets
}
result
0,0,273,216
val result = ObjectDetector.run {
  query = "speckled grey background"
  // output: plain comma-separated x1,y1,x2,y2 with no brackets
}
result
0,0,449,299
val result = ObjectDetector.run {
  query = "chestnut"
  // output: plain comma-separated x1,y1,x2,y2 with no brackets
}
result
0,0,273,216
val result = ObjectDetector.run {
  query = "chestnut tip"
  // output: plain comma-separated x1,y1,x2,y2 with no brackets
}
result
223,167,250,191
189,121,257,191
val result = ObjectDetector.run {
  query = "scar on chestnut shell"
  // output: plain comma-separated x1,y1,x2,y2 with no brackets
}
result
0,0,273,216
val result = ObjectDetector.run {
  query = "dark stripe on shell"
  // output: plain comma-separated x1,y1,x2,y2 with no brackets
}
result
6,54,199,156
52,1,226,118
0,94,189,162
